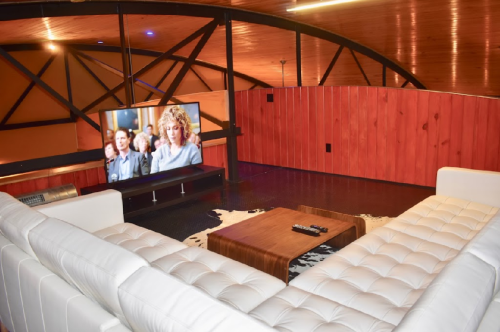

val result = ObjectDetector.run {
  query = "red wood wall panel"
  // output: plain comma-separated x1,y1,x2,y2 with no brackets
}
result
235,86,500,187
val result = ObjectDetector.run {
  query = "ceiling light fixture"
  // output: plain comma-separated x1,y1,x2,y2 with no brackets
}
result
97,41,104,44
146,31,154,36
287,0,358,12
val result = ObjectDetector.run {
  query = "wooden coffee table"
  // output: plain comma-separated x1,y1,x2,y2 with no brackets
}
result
207,207,358,283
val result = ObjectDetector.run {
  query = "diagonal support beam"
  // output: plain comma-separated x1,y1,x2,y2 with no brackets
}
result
79,20,218,112
0,46,100,131
319,45,344,86
1,53,56,126
189,66,212,91
68,49,123,105
350,48,371,86
144,60,178,102
159,18,220,105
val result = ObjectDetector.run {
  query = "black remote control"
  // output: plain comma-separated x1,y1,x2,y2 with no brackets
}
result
292,224,321,236
310,225,328,233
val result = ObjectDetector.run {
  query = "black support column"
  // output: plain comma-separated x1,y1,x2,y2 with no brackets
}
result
225,11,239,182
118,5,132,107
296,29,302,87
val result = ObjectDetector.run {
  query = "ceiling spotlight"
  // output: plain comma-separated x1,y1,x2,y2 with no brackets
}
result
287,0,358,12
97,41,104,44
146,31,154,36
47,43,57,51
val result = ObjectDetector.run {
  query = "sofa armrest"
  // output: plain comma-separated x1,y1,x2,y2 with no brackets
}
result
436,167,500,208
33,189,124,232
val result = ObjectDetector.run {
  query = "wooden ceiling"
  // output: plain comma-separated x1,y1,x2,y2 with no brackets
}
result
0,0,499,97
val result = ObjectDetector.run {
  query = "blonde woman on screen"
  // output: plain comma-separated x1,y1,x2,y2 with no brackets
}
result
151,105,202,173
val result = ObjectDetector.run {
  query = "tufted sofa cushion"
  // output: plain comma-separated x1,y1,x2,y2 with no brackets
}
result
94,223,188,262
118,267,278,332
152,246,286,313
249,286,395,332
27,218,149,327
394,252,495,332
0,192,47,258
290,195,499,326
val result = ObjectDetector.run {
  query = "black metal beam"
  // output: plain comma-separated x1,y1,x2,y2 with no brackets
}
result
0,149,104,177
1,54,57,126
69,49,123,105
249,83,258,90
225,11,239,182
401,80,410,88
0,46,100,131
63,48,76,122
319,45,344,86
199,127,241,142
159,18,220,105
296,29,302,87
0,118,74,131
0,1,425,89
350,49,371,86
143,60,178,102
118,5,132,107
189,67,213,91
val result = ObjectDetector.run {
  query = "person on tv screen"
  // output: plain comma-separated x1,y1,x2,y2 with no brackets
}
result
134,132,153,169
145,124,160,152
108,127,150,182
104,141,118,170
151,105,202,173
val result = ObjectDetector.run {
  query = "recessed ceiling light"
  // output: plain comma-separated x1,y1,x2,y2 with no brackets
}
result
146,31,154,36
287,0,358,12
97,41,104,44
47,43,57,51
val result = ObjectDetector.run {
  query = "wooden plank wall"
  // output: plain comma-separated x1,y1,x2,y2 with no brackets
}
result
236,86,500,187
0,144,228,196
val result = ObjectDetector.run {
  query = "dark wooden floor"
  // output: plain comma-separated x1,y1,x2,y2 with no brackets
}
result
127,162,435,242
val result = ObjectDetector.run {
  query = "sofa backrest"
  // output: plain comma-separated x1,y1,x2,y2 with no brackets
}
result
34,189,124,232
0,191,47,258
27,217,149,328
394,252,495,332
118,267,278,332
0,234,131,332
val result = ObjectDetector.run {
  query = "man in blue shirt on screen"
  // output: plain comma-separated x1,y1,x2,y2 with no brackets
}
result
108,127,150,182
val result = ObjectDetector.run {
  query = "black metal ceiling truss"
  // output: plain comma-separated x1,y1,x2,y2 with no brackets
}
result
319,46,344,86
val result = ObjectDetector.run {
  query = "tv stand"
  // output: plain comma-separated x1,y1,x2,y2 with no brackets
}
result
81,165,225,218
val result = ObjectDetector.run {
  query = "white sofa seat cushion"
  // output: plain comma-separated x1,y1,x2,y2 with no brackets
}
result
0,192,47,258
394,252,495,332
94,222,188,262
118,267,278,332
0,234,131,332
477,290,500,332
34,189,124,232
27,218,149,327
249,286,394,332
290,195,498,326
152,246,286,313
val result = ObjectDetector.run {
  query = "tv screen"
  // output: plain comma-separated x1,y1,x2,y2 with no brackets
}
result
99,102,203,184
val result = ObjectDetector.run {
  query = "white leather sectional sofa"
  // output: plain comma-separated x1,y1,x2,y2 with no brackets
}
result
1,167,499,332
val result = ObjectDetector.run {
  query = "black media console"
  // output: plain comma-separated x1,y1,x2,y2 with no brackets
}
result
81,165,225,219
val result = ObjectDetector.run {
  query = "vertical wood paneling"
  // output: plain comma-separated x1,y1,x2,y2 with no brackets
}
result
235,92,244,161
473,97,489,170
415,91,429,186
293,87,302,169
324,87,333,174
308,87,318,171
301,87,310,170
449,94,464,167
365,87,378,179
86,168,100,187
316,87,325,173
460,96,477,169
340,86,350,175
357,86,368,179
233,86,500,187
260,89,270,165
278,88,289,167
386,89,398,182
376,88,387,180
349,86,359,177
241,90,250,162
403,90,418,184
332,86,342,175
98,167,107,184
426,92,441,186
437,93,452,170
485,99,500,171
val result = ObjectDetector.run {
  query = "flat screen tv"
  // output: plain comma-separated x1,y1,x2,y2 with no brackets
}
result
99,102,203,184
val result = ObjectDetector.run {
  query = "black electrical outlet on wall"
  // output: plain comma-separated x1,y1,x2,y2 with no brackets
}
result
326,143,331,153
267,94,274,102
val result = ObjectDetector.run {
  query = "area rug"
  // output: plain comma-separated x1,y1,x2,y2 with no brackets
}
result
183,209,392,281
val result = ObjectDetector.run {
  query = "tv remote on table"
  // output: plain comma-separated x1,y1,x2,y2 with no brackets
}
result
292,224,321,236
310,225,328,233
